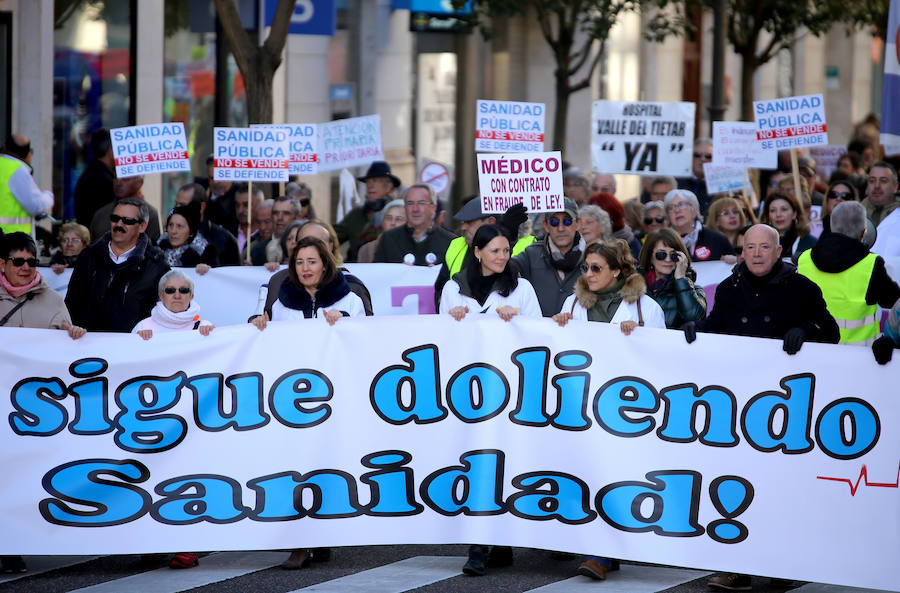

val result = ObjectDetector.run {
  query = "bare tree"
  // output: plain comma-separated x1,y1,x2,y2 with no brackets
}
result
212,0,297,124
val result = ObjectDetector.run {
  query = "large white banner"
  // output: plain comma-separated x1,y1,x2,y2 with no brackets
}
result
591,100,696,176
0,318,898,591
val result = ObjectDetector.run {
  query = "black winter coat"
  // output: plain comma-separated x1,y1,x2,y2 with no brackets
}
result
644,268,708,329
65,233,171,333
697,260,839,343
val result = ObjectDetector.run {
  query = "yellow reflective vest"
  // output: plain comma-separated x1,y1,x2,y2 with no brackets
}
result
797,250,878,346
444,234,537,277
0,157,32,234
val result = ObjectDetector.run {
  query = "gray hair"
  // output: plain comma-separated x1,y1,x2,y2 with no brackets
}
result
115,197,150,223
158,269,193,295
650,175,677,189
830,201,867,239
664,189,699,214
256,198,274,215
592,173,617,194
694,137,713,148
578,204,613,237
643,200,666,214
404,183,437,205
285,181,312,201
274,194,302,217
375,198,405,227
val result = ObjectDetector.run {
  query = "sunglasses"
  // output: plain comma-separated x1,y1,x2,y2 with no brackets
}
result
548,217,573,227
827,191,852,201
300,198,311,207
110,214,141,225
644,215,666,225
693,152,713,160
582,263,605,274
163,286,191,295
734,246,743,255
654,250,680,262
7,257,39,267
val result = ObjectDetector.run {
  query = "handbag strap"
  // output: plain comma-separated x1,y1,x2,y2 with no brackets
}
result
636,298,644,326
0,293,35,327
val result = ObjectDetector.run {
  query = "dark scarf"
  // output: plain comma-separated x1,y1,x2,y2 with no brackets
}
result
546,233,585,274
277,272,352,318
363,198,388,216
454,266,514,307
745,260,784,290
586,277,626,323
779,224,798,255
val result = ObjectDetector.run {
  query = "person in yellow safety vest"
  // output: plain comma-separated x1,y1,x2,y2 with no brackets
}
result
797,201,900,356
0,134,53,235
434,198,533,310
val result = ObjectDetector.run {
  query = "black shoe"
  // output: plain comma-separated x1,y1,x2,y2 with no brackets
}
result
462,545,487,576
0,556,26,574
770,577,801,589
708,573,752,591
280,549,311,570
311,548,331,562
487,546,513,567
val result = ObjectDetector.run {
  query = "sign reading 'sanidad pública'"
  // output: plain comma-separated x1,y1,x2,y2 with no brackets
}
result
213,126,290,182
111,123,191,179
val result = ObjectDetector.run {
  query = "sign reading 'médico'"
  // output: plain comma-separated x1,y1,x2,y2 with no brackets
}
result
477,151,564,214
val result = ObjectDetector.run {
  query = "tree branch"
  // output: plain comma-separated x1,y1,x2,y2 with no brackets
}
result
263,0,296,64
569,40,604,93
212,0,255,75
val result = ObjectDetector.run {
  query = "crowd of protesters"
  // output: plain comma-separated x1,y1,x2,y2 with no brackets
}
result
1,121,900,588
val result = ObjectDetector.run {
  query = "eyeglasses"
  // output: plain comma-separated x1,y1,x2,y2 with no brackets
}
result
7,257,38,267
693,152,713,160
669,202,691,211
654,250,680,262
581,263,605,274
548,217,573,227
718,209,741,217
827,191,852,201
406,201,431,209
643,215,666,225
163,286,191,295
61,237,83,244
110,214,141,225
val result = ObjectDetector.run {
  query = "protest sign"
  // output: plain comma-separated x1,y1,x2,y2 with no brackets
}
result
703,163,747,195
475,100,545,153
477,151,564,214
711,121,776,169
807,145,846,181
753,94,827,151
881,0,900,148
591,101,695,176
212,127,289,182
317,115,383,172
252,123,318,176
111,123,190,178
1,317,898,591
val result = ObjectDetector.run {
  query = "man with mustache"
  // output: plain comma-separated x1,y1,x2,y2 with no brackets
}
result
66,198,170,332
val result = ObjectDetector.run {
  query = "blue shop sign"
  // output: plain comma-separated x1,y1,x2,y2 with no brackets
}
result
265,0,336,36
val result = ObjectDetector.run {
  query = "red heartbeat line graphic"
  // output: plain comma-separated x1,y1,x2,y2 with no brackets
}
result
816,462,900,496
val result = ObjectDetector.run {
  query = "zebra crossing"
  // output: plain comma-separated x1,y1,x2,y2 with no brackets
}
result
0,550,892,593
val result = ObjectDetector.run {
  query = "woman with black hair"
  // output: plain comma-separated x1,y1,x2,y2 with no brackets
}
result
439,224,541,321
158,201,219,273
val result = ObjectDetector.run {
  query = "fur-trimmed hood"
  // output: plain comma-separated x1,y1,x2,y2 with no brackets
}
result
574,272,646,309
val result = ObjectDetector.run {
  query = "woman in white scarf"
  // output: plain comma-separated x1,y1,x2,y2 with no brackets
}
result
132,270,214,340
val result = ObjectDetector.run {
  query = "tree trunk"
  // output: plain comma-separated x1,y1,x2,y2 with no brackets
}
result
213,0,295,125
739,50,759,122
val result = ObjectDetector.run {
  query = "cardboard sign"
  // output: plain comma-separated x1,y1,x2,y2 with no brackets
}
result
712,121,777,170
753,93,828,151
477,151,564,214
252,124,318,176
703,163,747,195
591,101,696,176
808,145,847,181
317,115,383,172
212,127,289,182
111,123,190,178
475,100,546,153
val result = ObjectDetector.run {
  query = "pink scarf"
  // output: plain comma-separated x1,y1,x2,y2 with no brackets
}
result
0,270,41,298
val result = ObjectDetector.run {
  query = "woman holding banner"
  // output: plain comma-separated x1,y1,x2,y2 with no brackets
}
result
251,236,365,329
158,202,219,273
552,238,664,580
760,192,816,262
439,224,541,323
132,270,214,341
638,229,707,329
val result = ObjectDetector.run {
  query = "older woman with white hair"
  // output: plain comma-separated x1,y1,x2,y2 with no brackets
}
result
132,269,214,340
664,189,734,262
577,205,612,246
357,198,405,263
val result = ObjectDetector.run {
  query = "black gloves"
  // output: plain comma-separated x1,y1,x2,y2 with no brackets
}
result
499,202,528,246
872,335,896,365
782,327,806,355
683,321,697,344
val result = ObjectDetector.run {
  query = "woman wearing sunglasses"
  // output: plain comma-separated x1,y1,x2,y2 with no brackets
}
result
132,269,213,341
640,200,668,238
0,232,85,340
821,180,859,234
638,228,707,329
